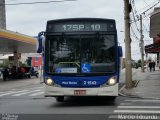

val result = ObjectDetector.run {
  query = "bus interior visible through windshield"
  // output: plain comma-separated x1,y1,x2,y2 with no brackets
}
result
46,34,116,74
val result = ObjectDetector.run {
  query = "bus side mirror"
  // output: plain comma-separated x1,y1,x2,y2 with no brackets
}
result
37,32,45,53
118,46,123,57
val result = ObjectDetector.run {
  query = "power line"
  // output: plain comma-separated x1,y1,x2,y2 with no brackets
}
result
130,25,139,40
143,0,151,8
130,0,143,48
141,1,160,15
1,0,77,6
130,0,140,32
143,23,149,33
131,1,160,23
136,0,158,13
142,0,154,31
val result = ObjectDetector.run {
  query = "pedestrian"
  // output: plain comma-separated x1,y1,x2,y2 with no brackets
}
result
2,67,9,81
152,61,156,71
149,61,152,72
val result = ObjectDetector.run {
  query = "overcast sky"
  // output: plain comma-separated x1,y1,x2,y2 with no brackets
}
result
5,0,160,60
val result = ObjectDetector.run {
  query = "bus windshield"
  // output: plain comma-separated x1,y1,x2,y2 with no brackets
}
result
46,34,116,74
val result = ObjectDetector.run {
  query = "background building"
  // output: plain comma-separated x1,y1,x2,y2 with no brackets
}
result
31,57,42,70
150,7,160,38
145,7,160,67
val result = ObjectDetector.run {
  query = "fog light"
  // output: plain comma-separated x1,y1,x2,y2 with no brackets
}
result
46,78,53,85
108,77,116,85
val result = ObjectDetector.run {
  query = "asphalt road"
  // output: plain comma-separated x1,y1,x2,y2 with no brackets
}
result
0,76,160,120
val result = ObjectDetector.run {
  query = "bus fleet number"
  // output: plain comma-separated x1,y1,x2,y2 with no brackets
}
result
83,81,97,85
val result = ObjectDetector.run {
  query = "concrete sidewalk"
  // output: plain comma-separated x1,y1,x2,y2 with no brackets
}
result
120,68,150,83
120,67,160,99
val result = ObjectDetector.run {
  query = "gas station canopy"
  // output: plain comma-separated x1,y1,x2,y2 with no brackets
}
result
0,29,36,54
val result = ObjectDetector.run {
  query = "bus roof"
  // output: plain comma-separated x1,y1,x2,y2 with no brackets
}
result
47,18,116,24
46,18,117,33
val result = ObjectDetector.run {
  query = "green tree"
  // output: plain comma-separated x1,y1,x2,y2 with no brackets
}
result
137,59,141,64
135,59,142,69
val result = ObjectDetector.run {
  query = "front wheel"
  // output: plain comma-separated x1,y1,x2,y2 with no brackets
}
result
3,77,6,81
36,73,39,78
28,75,31,78
56,96,64,102
107,96,116,101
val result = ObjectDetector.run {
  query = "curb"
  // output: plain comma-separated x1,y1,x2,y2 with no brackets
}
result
118,80,140,97
119,81,160,100
134,80,139,87
118,85,127,97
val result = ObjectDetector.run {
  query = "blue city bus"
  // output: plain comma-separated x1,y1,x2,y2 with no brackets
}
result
37,18,122,102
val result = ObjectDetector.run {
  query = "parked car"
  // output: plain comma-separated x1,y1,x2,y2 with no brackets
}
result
0,67,4,79
24,67,39,78
2,68,10,80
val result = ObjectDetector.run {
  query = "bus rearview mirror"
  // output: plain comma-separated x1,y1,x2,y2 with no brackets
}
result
118,46,123,57
37,32,45,53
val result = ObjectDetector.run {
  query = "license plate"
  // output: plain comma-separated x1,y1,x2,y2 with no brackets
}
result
74,90,86,95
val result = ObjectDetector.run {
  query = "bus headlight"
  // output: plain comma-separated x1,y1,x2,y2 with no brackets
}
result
108,77,116,85
45,77,54,86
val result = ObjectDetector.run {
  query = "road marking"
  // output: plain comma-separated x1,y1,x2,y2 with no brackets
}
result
118,106,160,109
34,87,43,89
0,91,13,94
135,92,143,93
114,110,160,114
125,99,160,102
108,115,118,119
11,89,19,90
29,92,44,96
12,89,41,96
120,103,131,105
0,90,28,97
151,93,160,95
26,87,43,90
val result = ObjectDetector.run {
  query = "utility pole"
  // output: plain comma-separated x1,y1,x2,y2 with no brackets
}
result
0,0,6,29
124,0,133,88
140,15,145,72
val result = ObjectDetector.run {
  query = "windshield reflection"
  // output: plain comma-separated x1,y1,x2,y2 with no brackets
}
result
46,35,116,74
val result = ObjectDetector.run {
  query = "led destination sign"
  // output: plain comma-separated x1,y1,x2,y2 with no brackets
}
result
47,22,115,32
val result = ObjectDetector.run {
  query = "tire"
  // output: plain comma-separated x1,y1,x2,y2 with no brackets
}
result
107,96,116,101
28,75,31,78
36,74,38,78
56,96,64,102
3,77,6,81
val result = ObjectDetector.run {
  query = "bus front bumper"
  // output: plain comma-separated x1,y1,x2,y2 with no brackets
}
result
44,83,118,97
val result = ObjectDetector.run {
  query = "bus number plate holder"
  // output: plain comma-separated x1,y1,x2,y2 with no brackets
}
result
74,90,86,95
